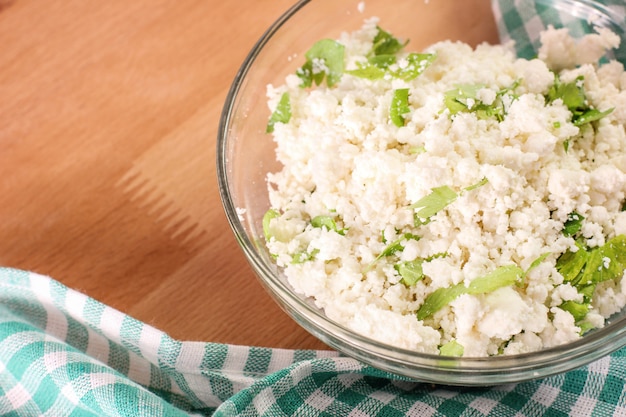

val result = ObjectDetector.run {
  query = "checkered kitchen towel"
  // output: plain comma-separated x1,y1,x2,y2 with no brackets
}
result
2,268,625,417
3,1,626,416
492,0,626,61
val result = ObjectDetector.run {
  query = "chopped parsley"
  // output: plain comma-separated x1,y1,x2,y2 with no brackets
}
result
563,211,585,237
416,265,525,320
409,145,427,155
395,253,447,286
525,252,551,276
346,63,386,80
311,215,347,236
291,249,319,264
347,53,435,81
346,26,434,81
582,235,626,284
395,260,425,286
410,178,488,225
263,210,325,264
390,53,436,81
574,108,614,126
464,177,489,191
444,82,518,121
556,234,626,333
556,241,590,286
546,74,613,127
390,88,410,127
557,235,626,286
366,233,420,272
410,185,458,222
415,252,551,320
559,300,589,323
262,209,280,241
370,26,408,57
380,233,420,258
266,92,291,133
296,39,345,88
439,340,464,357
444,84,485,114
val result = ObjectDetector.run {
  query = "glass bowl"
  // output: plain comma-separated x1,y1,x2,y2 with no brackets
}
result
217,0,626,385
495,0,626,62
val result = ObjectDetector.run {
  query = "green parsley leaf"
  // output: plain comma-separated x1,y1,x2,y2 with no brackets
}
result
444,82,518,121
444,84,481,115
556,241,590,285
311,215,336,230
390,88,410,127
464,177,489,192
389,53,436,81
347,53,435,81
416,284,467,321
416,265,524,320
559,300,595,335
580,234,626,284
262,209,280,241
345,62,386,80
381,233,420,258
555,234,626,333
464,265,525,293
573,107,614,126
395,260,424,286
439,340,464,357
577,321,597,335
410,179,487,225
311,215,347,235
410,186,458,221
266,92,291,133
368,54,397,68
395,253,447,286
546,74,613,127
525,252,551,276
346,26,405,81
291,249,319,264
547,75,585,110
409,146,427,155
370,26,408,57
563,211,585,237
366,233,420,272
296,39,345,88
559,300,589,322
346,26,434,82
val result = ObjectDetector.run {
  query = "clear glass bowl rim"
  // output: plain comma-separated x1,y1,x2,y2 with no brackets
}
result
216,0,626,385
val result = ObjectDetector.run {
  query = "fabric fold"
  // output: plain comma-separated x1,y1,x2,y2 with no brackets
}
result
1,268,625,416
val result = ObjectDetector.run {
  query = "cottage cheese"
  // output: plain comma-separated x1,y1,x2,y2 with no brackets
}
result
264,19,626,356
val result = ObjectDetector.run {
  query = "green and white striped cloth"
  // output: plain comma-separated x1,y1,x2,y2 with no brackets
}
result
2,267,625,416
3,1,626,415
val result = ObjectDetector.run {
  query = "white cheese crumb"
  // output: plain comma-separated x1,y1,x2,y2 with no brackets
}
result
235,207,247,222
539,26,620,71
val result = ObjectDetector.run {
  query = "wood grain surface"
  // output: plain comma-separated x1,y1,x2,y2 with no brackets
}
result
0,0,497,349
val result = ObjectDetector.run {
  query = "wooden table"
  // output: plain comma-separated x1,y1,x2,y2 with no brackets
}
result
0,0,497,350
